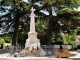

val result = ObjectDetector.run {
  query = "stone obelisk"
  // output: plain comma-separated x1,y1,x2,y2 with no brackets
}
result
25,7,41,50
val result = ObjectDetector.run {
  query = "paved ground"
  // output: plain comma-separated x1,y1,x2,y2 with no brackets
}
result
0,51,80,60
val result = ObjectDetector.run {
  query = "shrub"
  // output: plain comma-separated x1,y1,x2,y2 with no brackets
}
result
0,37,5,45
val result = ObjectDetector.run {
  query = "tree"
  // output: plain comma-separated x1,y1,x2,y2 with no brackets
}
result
0,0,28,46
1,0,80,46
40,0,80,45
1,0,42,46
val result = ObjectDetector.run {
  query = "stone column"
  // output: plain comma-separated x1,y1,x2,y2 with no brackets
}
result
30,7,36,32
25,7,41,50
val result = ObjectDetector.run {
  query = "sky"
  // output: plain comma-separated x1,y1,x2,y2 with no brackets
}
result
23,0,28,2
77,7,80,11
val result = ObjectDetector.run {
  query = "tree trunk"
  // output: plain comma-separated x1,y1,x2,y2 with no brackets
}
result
46,7,53,45
0,44,3,49
12,18,20,46
46,19,53,45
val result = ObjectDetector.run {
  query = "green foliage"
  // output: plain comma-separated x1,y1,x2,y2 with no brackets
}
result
18,31,27,46
3,0,14,5
60,32,77,49
0,37,5,45
61,33,70,44
51,33,63,44
70,0,80,8
43,0,56,5
58,8,78,14
43,0,80,8
4,45,10,49
36,20,48,34
2,35,12,43
75,27,80,35
19,31,26,41
3,0,29,12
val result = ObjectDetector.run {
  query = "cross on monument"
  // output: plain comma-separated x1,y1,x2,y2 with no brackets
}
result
31,7,36,14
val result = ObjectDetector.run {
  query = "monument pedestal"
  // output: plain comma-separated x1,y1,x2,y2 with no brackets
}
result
25,32,41,50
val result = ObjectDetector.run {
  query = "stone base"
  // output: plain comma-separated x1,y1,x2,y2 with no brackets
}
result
19,49,46,57
25,32,41,50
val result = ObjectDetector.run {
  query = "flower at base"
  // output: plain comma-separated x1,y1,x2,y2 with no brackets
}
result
57,49,69,54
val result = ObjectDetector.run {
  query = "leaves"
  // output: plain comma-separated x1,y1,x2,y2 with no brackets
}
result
36,20,48,34
3,0,14,5
61,34,69,44
0,37,5,44
58,8,78,14
60,32,77,48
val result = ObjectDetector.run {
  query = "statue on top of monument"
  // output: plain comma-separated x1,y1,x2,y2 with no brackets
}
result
31,7,36,14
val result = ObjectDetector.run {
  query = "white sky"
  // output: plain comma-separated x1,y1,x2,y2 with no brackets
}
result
23,0,28,2
77,7,80,11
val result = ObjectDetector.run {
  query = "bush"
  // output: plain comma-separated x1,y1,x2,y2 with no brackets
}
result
4,45,10,49
0,37,5,45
